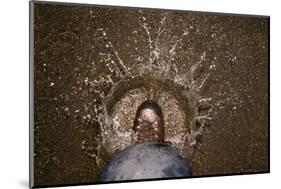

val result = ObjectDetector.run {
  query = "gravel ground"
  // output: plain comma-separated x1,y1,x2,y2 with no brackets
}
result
32,1,269,187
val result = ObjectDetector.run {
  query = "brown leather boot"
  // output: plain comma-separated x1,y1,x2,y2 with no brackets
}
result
133,100,165,143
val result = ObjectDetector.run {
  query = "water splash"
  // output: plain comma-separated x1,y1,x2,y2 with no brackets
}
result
82,13,215,163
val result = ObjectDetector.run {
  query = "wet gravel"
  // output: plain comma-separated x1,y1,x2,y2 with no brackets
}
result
32,1,269,186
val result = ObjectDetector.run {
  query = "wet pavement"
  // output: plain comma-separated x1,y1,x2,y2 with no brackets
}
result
33,1,269,186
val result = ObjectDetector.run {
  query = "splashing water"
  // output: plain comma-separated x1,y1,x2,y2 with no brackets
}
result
82,12,214,163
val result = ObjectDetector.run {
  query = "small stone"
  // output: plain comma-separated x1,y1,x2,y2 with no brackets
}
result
84,77,89,85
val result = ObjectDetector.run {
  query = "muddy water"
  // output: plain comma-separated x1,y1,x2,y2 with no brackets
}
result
33,2,269,186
